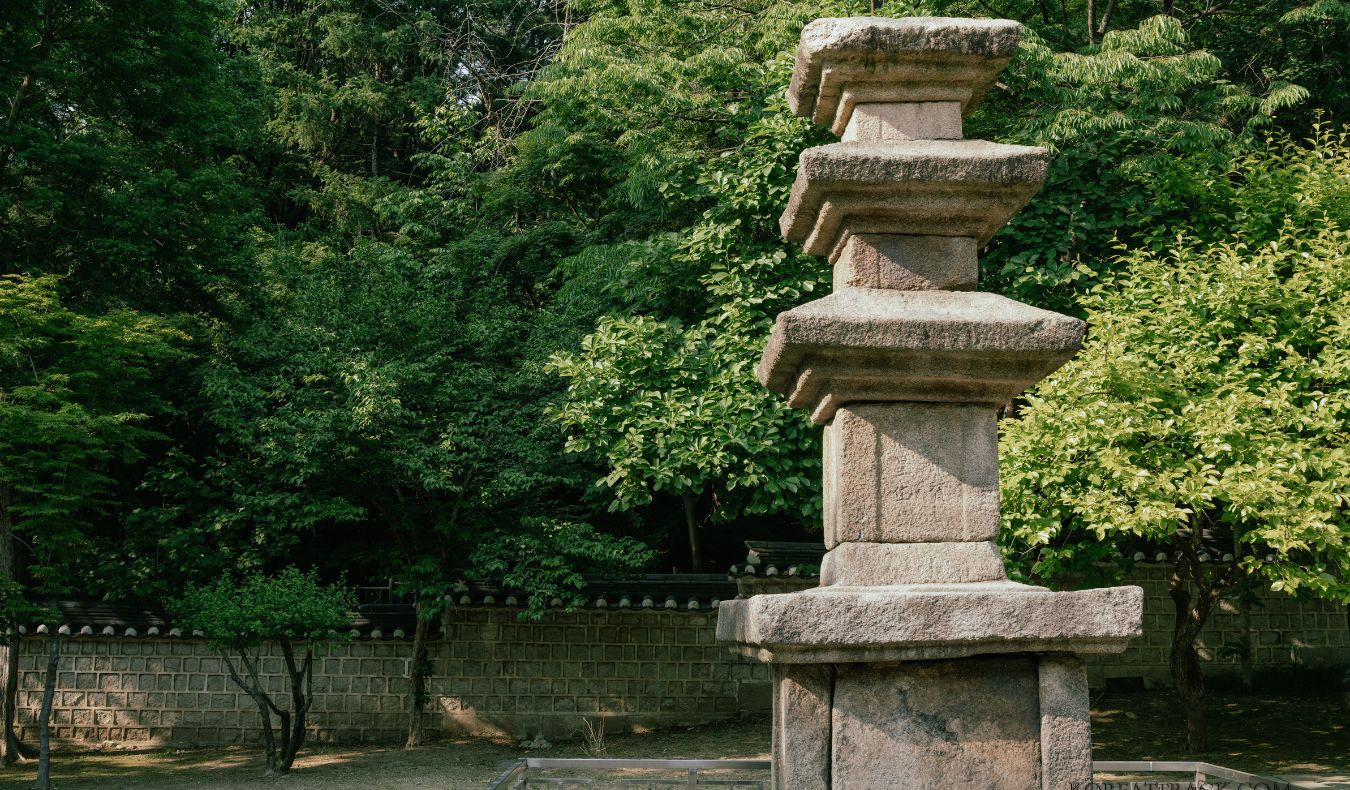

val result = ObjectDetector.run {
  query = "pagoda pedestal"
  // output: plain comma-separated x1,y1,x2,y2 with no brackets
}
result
716,17,1142,789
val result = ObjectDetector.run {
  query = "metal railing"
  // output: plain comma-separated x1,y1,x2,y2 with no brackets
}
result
486,759,770,789
1093,760,1295,788
487,759,1296,789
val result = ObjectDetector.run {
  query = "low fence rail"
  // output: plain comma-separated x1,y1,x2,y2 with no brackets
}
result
1093,760,1296,788
486,759,770,789
487,758,1297,789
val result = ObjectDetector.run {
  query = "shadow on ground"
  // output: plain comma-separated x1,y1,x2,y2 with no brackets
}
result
0,692,1342,789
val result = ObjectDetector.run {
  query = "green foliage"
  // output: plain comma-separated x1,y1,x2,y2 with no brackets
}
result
470,518,654,617
541,0,909,531
123,0,645,610
983,16,1310,312
546,90,830,524
0,0,263,314
3,0,1350,609
173,567,356,651
1001,217,1350,600
0,274,184,595
0,578,52,633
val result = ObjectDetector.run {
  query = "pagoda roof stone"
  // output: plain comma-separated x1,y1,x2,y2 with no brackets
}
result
757,288,1083,423
780,140,1047,258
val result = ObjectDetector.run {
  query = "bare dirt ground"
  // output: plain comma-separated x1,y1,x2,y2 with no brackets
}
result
0,692,1342,789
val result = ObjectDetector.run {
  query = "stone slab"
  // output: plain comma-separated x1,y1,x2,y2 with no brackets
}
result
833,234,977,288
756,289,1084,423
820,541,1007,586
832,656,1041,789
788,17,1023,135
772,664,832,789
823,404,1000,545
1038,654,1093,790
716,582,1143,663
780,141,1048,256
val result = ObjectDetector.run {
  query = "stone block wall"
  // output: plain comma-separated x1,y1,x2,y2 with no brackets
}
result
1083,564,1350,688
15,609,771,749
13,565,1347,749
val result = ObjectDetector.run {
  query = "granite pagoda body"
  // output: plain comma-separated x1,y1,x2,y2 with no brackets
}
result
715,17,1144,789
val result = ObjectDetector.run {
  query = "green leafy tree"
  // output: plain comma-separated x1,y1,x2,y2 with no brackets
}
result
0,274,182,775
981,15,1309,313
1001,145,1350,751
540,7,1315,567
124,0,591,748
929,0,1348,128
173,567,356,775
534,0,873,565
471,518,655,618
0,0,262,314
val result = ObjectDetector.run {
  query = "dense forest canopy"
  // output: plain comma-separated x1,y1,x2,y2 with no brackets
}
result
1,0,1346,612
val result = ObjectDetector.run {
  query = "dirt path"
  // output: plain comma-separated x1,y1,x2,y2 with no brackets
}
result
0,718,772,790
0,693,1343,789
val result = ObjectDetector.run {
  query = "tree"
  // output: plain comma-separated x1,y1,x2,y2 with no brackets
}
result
0,274,182,775
532,0,854,564
980,15,1309,313
541,8,1309,564
174,567,356,775
1001,132,1350,751
0,583,49,785
0,0,262,314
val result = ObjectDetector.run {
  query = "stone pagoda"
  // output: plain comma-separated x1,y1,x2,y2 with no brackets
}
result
716,17,1143,790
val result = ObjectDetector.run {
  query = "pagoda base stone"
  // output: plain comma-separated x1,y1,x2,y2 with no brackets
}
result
717,582,1142,664
769,653,1092,790
772,664,833,790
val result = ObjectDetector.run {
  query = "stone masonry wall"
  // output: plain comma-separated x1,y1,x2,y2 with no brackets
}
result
1083,563,1350,688
15,565,1348,749
16,608,771,749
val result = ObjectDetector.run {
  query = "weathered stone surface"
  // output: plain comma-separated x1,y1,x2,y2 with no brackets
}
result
780,141,1048,257
841,101,963,142
772,664,832,789
820,541,1007,586
1038,654,1093,790
757,289,1084,423
832,656,1042,790
788,17,1023,135
715,15,1147,787
823,404,999,546
833,234,976,288
716,582,1144,664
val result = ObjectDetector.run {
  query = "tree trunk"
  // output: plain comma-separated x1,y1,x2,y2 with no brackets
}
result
0,486,31,764
1168,574,1207,752
220,649,281,774
1237,582,1254,693
681,492,703,572
32,634,58,790
1097,0,1117,35
405,600,431,749
1166,545,1241,755
278,638,311,773
0,1,53,179
1233,533,1254,693
0,631,21,765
